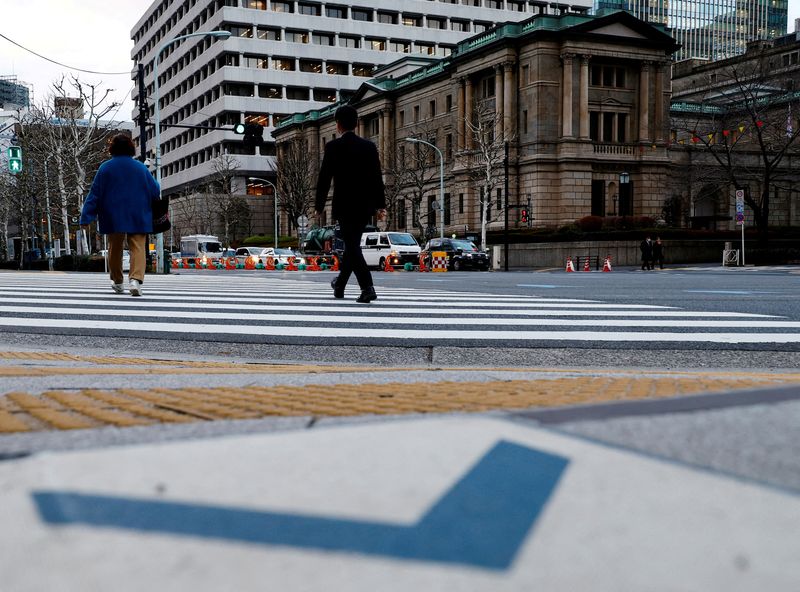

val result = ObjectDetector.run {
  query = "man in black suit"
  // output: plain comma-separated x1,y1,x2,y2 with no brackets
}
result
315,105,386,303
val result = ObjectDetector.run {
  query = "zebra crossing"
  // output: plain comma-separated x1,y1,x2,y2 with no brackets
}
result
0,272,799,345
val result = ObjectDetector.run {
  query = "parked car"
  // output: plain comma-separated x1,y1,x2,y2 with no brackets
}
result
260,247,306,267
235,246,266,266
360,231,421,269
422,238,490,271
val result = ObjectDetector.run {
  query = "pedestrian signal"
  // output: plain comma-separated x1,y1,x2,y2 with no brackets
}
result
7,146,22,174
520,208,528,224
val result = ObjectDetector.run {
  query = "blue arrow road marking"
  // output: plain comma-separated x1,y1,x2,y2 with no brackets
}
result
32,440,568,570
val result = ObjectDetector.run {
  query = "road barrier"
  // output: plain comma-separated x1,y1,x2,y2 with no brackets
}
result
431,251,448,272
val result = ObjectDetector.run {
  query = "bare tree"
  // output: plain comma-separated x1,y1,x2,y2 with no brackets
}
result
21,76,119,254
458,99,513,249
671,52,800,243
276,136,315,235
380,142,413,231
208,153,242,247
401,121,440,239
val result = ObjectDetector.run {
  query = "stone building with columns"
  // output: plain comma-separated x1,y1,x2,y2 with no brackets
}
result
273,10,679,240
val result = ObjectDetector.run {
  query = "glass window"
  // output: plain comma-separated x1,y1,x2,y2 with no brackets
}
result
287,30,309,43
298,3,320,15
259,85,282,98
389,40,410,53
326,5,345,18
450,19,469,32
257,27,281,40
326,61,347,75
368,38,386,51
617,113,627,142
339,35,360,48
312,32,334,45
227,24,253,38
416,42,435,55
428,17,445,29
271,1,293,12
243,55,268,69
615,67,626,88
273,58,295,71
300,59,322,73
313,88,336,102
402,14,422,26
602,112,614,142
245,113,269,126
352,63,373,77
286,87,309,100
352,8,372,21
245,0,266,9
377,11,397,24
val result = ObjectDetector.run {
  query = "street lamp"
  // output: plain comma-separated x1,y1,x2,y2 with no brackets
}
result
248,177,279,248
152,29,231,273
405,137,444,239
619,171,630,217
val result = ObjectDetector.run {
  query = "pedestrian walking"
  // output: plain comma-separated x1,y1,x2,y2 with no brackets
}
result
640,235,654,270
653,237,665,269
80,133,161,296
315,105,386,303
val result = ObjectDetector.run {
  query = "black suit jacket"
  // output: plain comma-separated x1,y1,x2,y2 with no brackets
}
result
315,131,385,224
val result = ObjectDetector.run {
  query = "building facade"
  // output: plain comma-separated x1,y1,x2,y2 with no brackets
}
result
130,0,593,240
274,10,679,241
594,0,788,61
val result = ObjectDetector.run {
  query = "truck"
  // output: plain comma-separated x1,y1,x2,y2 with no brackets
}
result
179,234,224,265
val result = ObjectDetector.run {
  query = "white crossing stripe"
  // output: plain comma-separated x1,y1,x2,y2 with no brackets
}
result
0,272,797,344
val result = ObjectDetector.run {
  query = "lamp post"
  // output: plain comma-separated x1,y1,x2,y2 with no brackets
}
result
248,177,279,248
619,171,630,217
152,29,231,273
405,137,444,239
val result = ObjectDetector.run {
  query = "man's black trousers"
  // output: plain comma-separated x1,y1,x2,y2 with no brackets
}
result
335,220,372,290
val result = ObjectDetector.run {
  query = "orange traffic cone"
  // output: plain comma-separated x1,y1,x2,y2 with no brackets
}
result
307,256,321,271
583,257,591,272
603,256,612,272
565,257,575,272
286,257,298,271
330,255,340,272
418,252,428,272
383,256,395,272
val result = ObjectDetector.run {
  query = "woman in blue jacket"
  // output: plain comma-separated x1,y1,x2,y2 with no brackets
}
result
80,134,161,296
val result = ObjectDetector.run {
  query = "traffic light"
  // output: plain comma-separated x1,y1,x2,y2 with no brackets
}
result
7,146,22,174
520,208,528,224
233,122,264,149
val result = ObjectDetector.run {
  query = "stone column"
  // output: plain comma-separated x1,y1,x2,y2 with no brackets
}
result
654,62,665,142
579,54,591,139
465,77,474,149
561,53,575,138
639,61,650,143
457,77,466,151
503,61,514,139
494,64,504,141
381,108,392,158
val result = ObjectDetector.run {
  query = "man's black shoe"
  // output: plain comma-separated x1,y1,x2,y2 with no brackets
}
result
356,287,377,303
331,278,344,299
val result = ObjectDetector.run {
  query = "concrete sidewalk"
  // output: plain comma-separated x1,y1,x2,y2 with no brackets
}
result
1,348,799,590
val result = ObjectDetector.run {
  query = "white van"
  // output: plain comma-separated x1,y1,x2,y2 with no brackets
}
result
360,231,421,269
180,234,224,264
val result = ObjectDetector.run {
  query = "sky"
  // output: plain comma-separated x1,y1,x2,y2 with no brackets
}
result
0,0,152,122
1,0,799,124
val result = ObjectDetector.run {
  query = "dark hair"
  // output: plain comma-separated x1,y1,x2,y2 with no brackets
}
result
335,105,358,131
108,133,136,157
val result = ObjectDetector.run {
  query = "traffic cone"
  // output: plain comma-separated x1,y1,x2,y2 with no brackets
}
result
565,257,575,272
583,257,591,272
330,255,340,272
603,255,612,272
383,256,395,272
418,253,428,272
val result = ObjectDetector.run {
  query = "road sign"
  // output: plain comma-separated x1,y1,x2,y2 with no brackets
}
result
297,215,309,226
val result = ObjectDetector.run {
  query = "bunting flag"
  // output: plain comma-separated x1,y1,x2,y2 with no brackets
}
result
739,124,746,132
722,129,730,137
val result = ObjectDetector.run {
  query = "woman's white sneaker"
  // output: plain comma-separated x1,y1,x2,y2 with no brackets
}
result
111,283,124,294
129,280,143,296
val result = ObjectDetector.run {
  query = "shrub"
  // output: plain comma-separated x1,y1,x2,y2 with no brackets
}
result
576,216,603,232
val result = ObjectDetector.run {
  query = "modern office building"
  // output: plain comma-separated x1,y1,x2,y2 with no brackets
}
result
0,76,31,111
130,0,592,238
594,0,788,61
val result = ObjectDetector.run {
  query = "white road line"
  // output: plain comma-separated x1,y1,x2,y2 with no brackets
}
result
0,306,792,328
0,317,797,343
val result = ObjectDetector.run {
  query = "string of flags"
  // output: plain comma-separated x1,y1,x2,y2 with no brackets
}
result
671,120,768,145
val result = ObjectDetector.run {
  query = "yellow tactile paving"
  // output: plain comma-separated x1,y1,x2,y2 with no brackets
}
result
1,373,799,434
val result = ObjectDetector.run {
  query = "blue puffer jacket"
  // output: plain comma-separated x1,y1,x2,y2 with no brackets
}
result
80,156,161,234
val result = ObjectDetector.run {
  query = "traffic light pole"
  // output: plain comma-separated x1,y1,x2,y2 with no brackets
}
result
503,141,509,272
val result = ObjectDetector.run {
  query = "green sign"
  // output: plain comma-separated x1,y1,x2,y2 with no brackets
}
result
7,146,22,174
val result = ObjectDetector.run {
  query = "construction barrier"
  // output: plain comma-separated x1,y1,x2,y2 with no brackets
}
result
418,252,429,272
330,255,339,272
603,255,612,272
383,256,395,272
565,257,575,272
431,251,448,272
225,257,237,270
583,257,591,272
306,256,321,271
286,257,298,271
244,257,256,270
